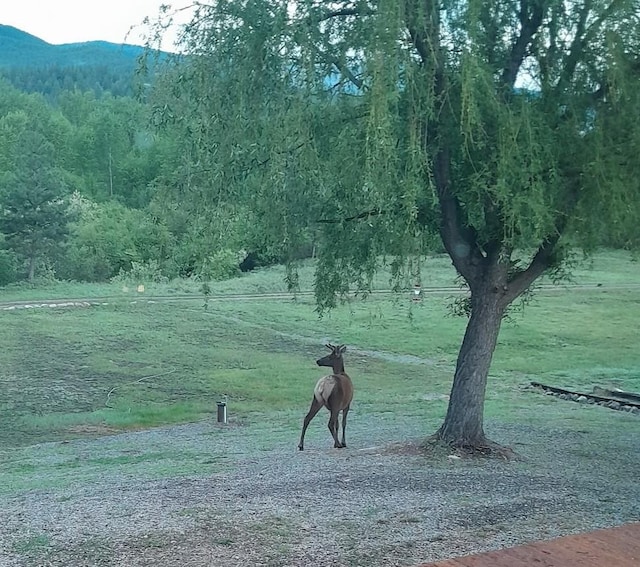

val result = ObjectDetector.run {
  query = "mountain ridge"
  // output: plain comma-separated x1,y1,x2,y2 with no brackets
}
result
0,25,169,99
0,24,149,69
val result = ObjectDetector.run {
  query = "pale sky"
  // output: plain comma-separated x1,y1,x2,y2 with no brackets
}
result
0,1,195,50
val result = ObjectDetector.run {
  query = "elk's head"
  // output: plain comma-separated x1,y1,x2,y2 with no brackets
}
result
316,343,347,368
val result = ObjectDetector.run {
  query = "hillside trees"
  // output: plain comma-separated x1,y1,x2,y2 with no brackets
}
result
59,91,162,207
63,196,174,281
3,64,135,100
0,78,249,283
0,127,72,281
151,0,640,449
0,80,190,282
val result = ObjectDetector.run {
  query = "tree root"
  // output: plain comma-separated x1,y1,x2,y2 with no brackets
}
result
424,433,519,461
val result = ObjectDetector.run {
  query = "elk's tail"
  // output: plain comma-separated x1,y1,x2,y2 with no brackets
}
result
314,376,336,406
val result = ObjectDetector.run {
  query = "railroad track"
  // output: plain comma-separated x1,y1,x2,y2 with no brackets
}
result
530,381,640,414
1,282,639,310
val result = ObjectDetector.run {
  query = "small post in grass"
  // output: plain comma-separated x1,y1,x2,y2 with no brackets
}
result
217,400,227,424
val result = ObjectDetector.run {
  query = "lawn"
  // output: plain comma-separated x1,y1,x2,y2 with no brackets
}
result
1,249,638,449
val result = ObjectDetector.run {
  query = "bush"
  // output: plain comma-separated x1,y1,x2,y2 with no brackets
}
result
0,248,18,286
61,201,174,281
199,249,241,281
111,260,168,285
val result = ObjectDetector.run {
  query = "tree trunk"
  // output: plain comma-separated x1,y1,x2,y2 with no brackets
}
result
28,254,36,283
435,288,506,448
108,148,114,198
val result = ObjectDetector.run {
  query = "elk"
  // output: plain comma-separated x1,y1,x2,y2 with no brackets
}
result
298,343,354,451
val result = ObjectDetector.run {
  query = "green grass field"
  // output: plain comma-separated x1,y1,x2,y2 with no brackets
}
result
0,249,638,452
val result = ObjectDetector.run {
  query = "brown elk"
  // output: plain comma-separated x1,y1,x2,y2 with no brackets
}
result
298,343,354,451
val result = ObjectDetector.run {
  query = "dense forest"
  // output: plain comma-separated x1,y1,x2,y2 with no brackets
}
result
0,26,278,286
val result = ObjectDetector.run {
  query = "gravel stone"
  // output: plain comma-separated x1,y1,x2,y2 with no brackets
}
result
1,415,638,566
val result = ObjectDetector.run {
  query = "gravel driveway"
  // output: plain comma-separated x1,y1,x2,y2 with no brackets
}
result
1,409,639,566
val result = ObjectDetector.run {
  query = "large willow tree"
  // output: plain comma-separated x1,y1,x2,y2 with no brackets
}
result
151,0,640,450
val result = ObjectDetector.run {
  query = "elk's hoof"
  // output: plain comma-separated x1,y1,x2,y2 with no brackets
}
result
298,445,304,451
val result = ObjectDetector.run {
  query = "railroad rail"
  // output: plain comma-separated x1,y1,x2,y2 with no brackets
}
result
1,282,639,311
531,381,640,414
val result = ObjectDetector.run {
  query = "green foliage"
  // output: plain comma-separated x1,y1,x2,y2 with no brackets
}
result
0,79,201,285
111,260,168,285
199,249,242,281
62,199,173,281
59,92,161,207
148,0,640,309
0,127,73,281
0,244,18,285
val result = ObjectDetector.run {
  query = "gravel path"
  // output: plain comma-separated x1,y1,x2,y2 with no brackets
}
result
1,410,639,567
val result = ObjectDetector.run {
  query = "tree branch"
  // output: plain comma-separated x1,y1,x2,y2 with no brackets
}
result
556,0,592,90
404,0,438,66
503,183,580,305
405,3,485,285
501,0,545,91
502,234,560,305
558,0,624,91
331,59,364,90
316,208,385,224
317,7,374,22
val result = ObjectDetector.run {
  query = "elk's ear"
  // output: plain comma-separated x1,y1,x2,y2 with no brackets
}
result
325,343,333,350
339,345,347,353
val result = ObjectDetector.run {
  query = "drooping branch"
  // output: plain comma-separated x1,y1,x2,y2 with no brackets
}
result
557,0,625,92
556,0,592,90
405,3,483,286
316,6,375,23
404,0,439,66
428,147,472,271
582,0,626,42
297,5,372,91
177,140,311,181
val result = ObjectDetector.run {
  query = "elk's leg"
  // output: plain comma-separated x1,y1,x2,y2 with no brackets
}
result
298,397,323,451
340,405,350,448
328,409,343,448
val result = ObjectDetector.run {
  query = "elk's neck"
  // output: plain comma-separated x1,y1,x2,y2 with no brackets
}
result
332,360,345,375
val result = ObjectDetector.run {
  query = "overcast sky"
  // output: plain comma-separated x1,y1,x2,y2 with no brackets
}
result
0,1,194,50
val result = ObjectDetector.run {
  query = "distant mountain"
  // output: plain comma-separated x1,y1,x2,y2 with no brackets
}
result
0,24,147,69
0,25,166,99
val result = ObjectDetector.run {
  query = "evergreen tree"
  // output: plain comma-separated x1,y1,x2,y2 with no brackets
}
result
0,130,72,281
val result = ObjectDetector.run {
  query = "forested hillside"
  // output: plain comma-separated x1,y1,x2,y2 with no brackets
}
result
0,25,148,98
0,25,283,287
0,73,279,286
